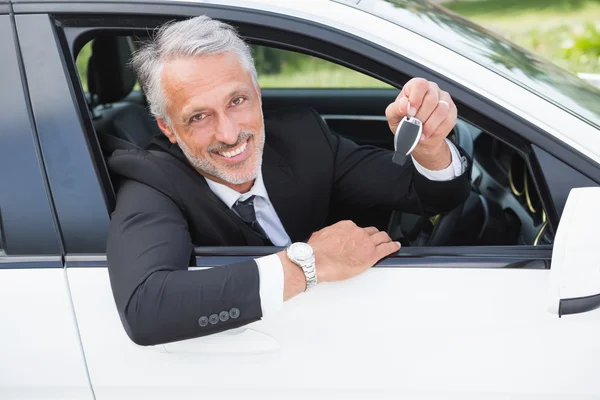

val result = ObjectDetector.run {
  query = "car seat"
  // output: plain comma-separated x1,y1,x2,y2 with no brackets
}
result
87,35,162,155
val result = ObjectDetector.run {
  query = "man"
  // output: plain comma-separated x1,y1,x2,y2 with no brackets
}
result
106,16,471,346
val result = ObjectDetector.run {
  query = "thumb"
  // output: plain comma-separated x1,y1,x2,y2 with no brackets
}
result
386,96,409,132
375,241,401,261
397,96,409,118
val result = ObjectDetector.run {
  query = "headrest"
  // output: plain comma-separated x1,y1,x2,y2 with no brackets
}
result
87,36,137,105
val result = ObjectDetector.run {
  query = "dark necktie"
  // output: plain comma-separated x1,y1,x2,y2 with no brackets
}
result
232,195,271,244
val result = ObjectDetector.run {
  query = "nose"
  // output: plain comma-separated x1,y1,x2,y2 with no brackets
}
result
214,114,239,145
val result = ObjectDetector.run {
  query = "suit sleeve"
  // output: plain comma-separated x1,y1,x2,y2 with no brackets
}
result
106,179,263,346
312,110,472,216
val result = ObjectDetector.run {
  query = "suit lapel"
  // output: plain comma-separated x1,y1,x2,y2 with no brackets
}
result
261,143,306,242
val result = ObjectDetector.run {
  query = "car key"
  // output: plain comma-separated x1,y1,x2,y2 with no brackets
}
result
392,101,422,166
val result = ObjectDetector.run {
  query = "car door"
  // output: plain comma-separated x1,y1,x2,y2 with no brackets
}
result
16,2,600,399
0,10,93,399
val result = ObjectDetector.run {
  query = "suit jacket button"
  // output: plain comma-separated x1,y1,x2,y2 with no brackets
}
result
198,316,209,327
209,314,219,324
219,311,230,322
229,308,240,319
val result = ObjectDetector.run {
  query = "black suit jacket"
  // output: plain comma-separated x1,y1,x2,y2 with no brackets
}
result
106,107,471,345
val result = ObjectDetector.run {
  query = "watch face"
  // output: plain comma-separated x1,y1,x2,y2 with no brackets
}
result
290,242,313,261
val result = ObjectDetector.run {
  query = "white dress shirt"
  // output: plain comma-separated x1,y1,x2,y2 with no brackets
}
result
205,138,466,317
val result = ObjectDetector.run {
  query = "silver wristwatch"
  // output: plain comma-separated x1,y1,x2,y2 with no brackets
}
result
286,242,317,291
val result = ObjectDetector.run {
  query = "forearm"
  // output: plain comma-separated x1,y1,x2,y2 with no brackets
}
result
120,262,262,346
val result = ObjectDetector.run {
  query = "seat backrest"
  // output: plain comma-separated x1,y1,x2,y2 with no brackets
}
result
87,35,137,107
87,36,161,150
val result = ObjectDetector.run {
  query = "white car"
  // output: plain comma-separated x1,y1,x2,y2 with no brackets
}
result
1,0,599,399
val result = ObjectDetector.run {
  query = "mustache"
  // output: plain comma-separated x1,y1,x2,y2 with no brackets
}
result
208,131,254,152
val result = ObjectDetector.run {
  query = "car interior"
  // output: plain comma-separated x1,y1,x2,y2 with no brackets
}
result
77,33,554,249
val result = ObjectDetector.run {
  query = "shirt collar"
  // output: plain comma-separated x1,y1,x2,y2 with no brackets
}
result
204,170,269,209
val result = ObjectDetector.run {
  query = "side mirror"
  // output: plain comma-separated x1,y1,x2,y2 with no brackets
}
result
548,187,600,316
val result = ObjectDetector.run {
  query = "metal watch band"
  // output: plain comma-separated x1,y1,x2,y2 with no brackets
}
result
303,262,317,291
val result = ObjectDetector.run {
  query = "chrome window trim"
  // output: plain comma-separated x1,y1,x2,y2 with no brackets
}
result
0,255,62,263
322,114,387,121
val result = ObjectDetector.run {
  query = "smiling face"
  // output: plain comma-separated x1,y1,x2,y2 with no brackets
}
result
157,51,265,192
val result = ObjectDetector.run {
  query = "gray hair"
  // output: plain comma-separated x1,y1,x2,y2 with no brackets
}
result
131,16,258,125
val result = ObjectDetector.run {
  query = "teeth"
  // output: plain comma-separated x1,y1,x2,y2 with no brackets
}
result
218,141,247,158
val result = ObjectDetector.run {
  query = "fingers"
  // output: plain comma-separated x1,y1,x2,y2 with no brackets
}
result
385,98,406,133
422,97,450,140
414,81,440,123
375,240,401,260
364,226,379,236
431,96,457,139
402,79,456,141
370,230,392,246
369,230,401,260
402,78,430,114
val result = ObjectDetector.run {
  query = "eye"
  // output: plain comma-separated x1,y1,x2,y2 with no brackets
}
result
190,113,205,122
231,97,246,106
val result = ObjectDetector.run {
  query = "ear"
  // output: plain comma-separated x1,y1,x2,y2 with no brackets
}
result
157,118,178,144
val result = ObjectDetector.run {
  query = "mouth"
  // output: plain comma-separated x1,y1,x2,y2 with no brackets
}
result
211,137,251,164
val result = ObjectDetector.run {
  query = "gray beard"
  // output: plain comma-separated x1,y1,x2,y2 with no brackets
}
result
175,127,265,185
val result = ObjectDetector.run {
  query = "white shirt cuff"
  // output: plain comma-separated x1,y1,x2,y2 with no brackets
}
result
255,253,284,317
411,139,466,181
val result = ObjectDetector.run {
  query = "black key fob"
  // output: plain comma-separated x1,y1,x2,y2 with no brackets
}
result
392,116,423,166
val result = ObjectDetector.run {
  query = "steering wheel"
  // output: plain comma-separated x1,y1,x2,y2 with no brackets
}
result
387,120,474,246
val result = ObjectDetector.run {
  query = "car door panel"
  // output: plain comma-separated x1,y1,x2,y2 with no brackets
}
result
0,14,93,399
0,265,94,400
66,258,600,399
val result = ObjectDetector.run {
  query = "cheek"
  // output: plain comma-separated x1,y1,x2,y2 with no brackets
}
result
232,102,262,131
184,128,214,154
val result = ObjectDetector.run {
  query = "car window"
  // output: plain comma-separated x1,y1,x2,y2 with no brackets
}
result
252,45,393,88
76,41,392,91
77,39,141,94
71,31,552,250
76,41,92,92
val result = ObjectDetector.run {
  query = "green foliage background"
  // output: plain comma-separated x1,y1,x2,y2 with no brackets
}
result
444,0,600,74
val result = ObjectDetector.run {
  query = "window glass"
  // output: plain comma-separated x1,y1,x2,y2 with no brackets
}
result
72,34,550,249
76,41,92,92
75,41,393,92
76,39,141,93
251,45,393,88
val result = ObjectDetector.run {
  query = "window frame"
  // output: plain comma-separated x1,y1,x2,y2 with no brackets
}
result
31,2,598,263
0,13,62,260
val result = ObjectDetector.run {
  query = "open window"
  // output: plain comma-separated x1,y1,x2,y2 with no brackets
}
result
65,15,554,255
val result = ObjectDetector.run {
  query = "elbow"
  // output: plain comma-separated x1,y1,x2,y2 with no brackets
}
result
118,289,171,346
119,309,162,346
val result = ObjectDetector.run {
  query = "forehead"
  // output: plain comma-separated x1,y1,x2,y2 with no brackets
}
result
161,52,255,104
